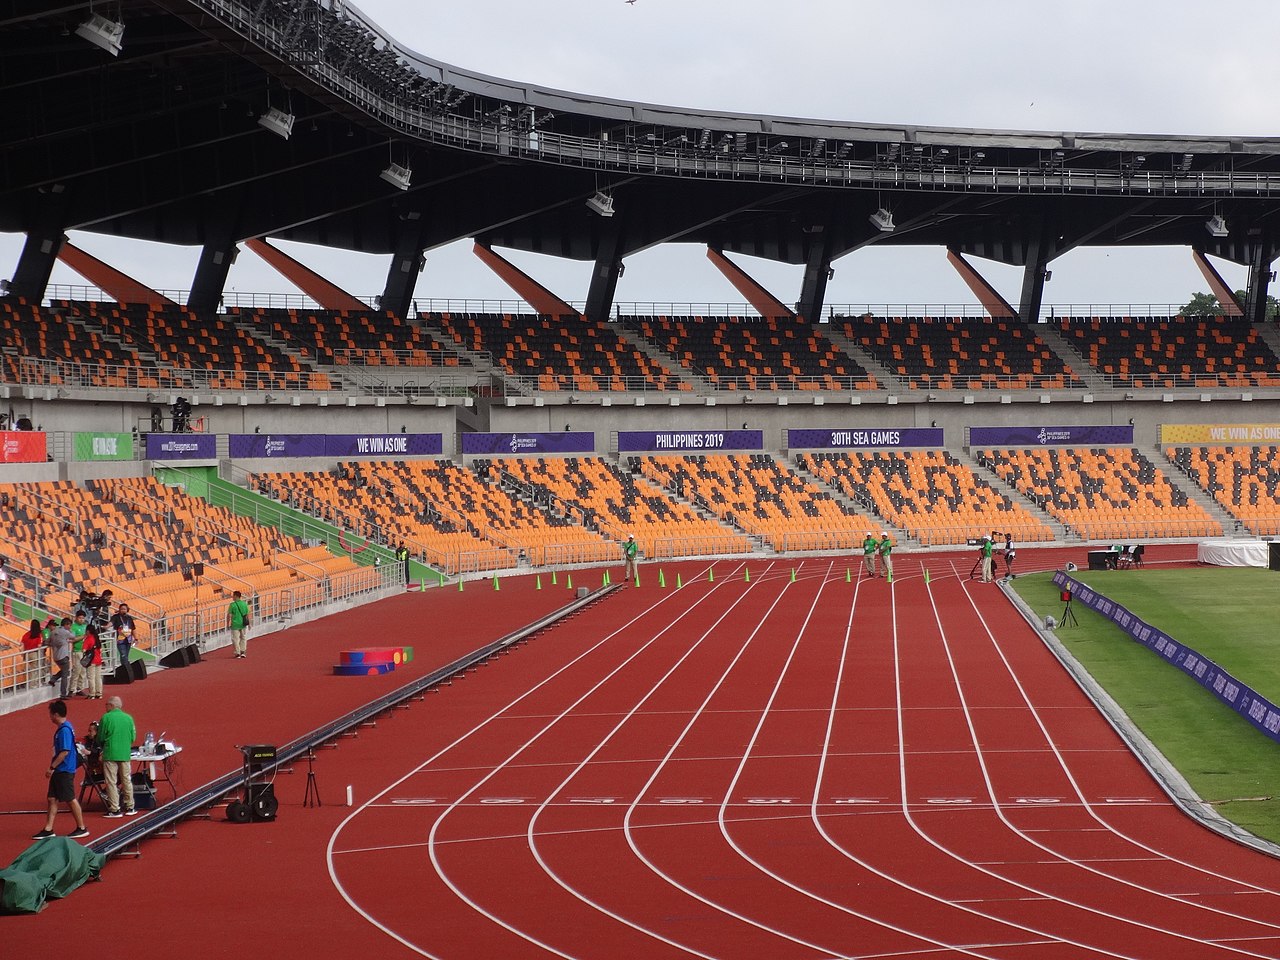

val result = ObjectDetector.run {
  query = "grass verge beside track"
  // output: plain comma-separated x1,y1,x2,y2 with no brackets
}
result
1011,568,1280,844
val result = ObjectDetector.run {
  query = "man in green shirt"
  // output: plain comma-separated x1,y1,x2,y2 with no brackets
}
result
99,695,136,817
227,591,252,659
981,535,996,582
878,533,894,579
69,611,88,697
623,535,639,581
862,532,879,578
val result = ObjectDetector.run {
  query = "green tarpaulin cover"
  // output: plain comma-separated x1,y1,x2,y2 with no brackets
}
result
0,838,104,914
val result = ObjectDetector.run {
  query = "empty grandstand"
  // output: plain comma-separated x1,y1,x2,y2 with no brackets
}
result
1167,445,1280,535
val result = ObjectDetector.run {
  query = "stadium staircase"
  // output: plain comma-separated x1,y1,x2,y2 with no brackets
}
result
1251,322,1280,366
619,456,768,551
1157,451,1243,534
231,317,359,393
786,456,914,546
961,454,1072,540
611,323,707,391
1029,322,1109,391
816,324,901,390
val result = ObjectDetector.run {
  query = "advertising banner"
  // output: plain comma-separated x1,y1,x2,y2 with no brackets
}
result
229,434,327,459
73,432,134,462
324,434,443,457
461,432,595,456
1054,571,1280,744
0,431,47,463
969,425,1134,447
145,433,216,461
1159,423,1280,445
617,430,763,453
786,427,943,449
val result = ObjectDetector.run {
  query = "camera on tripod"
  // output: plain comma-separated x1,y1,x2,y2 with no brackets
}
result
170,396,192,433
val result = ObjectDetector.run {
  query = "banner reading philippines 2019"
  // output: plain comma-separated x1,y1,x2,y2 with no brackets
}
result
460,432,595,455
618,430,763,452
786,428,943,449
968,425,1134,447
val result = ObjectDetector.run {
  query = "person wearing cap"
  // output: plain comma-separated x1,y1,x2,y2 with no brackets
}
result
623,534,639,581
981,535,996,582
862,532,879,578
878,532,894,579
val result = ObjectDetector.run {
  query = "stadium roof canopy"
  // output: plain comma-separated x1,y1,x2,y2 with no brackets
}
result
4,0,1280,319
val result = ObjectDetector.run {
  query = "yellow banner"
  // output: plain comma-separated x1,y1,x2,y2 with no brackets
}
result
1160,423,1280,445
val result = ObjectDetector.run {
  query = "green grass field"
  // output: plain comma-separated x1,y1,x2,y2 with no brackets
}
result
1010,567,1280,842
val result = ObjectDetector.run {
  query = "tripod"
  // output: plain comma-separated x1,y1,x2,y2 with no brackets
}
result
1060,596,1079,628
969,556,982,580
303,749,322,808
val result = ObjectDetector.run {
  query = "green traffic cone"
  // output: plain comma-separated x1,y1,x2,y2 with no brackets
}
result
536,574,542,590
419,577,426,592
604,570,611,586
457,577,464,592
924,568,930,584
708,568,714,583
659,569,666,588
566,573,573,590
676,573,683,588
552,570,558,585
744,568,750,582
493,575,500,591
790,568,797,583
845,568,851,583
437,570,446,587
634,572,641,588
887,569,893,584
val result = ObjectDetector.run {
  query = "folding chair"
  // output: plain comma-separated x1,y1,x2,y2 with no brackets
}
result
78,762,109,811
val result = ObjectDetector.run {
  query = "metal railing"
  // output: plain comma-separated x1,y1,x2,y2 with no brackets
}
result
15,356,336,395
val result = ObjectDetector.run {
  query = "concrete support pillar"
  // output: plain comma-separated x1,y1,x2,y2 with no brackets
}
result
189,199,244,314
381,213,429,319
796,229,834,323
1018,227,1052,323
9,188,72,302
584,218,625,322
1244,240,1278,323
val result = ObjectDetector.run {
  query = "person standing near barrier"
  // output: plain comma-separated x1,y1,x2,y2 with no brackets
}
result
99,696,137,818
82,624,104,700
45,617,73,697
1003,533,1017,579
32,699,90,840
69,611,88,696
109,602,136,668
878,532,894,580
395,543,409,582
623,535,639,582
862,532,879,578
227,590,251,658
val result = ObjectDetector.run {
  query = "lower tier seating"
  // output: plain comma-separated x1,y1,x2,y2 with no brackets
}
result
1167,446,1280,535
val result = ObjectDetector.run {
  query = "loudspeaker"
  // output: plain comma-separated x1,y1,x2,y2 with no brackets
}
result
192,562,204,577
159,645,201,668
128,658,147,681
110,662,134,685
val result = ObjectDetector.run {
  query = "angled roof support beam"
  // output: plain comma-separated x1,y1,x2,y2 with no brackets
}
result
1244,238,1279,324
946,249,1016,319
1018,217,1054,323
583,216,625,323
1192,249,1244,317
243,238,368,311
473,242,579,318
9,187,72,303
56,242,175,308
706,247,795,320
796,226,835,323
188,193,245,314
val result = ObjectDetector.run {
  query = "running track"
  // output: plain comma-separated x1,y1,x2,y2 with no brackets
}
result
323,556,1280,959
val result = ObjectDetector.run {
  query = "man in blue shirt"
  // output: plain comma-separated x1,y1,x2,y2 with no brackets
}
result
33,699,90,840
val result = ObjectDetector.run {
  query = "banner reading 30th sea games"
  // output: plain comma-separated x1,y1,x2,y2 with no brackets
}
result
785,427,943,449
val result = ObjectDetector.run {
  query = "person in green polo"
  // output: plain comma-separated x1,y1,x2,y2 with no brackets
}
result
69,611,88,696
226,591,252,659
862,532,879,578
623,535,639,581
878,532,894,580
981,535,996,583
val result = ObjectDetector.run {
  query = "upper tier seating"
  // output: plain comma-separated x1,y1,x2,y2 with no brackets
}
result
624,316,877,390
57,301,332,390
1167,446,1280,535
841,315,1082,390
233,307,454,367
0,300,140,386
637,454,875,550
426,312,685,391
797,450,1053,545
492,456,750,559
977,447,1220,540
1057,316,1280,388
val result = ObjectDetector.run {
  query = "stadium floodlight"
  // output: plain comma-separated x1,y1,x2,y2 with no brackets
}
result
1205,214,1229,238
75,13,124,56
868,207,896,233
586,191,615,218
380,162,412,190
257,106,295,140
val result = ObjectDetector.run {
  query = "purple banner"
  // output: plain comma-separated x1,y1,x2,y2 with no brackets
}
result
1054,571,1280,743
324,434,443,457
146,433,216,460
229,434,327,459
786,427,943,449
617,430,763,453
970,425,1134,447
461,432,595,456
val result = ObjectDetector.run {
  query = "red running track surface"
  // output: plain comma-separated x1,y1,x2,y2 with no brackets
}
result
15,545,1278,959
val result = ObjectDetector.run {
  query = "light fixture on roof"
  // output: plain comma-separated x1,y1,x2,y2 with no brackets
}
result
868,207,896,233
1205,213,1229,238
586,190,615,217
257,106,295,140
75,12,125,56
380,162,412,190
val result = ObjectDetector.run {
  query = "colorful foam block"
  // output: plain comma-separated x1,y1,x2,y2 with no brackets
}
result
332,662,396,677
339,646,414,666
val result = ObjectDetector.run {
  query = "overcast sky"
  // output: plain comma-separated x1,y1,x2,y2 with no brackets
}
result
4,0,1273,314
